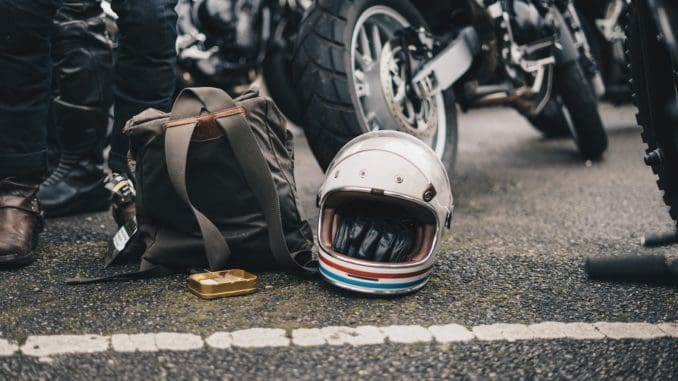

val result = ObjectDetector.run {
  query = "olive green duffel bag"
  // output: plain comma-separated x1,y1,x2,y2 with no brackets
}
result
68,87,316,283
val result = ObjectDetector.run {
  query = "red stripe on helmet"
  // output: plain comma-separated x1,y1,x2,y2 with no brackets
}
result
319,254,431,279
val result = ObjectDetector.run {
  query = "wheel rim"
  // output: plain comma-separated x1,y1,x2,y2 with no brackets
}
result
349,5,447,158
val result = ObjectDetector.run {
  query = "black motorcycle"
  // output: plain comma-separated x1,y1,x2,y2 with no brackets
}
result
292,0,608,172
585,0,678,283
628,0,678,223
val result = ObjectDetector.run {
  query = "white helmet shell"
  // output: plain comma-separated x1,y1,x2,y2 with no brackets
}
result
317,131,454,295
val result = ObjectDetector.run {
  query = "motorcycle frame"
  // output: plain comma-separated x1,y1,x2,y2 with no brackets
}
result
413,0,556,99
647,0,678,65
176,0,272,71
557,0,606,96
415,0,572,114
593,0,629,42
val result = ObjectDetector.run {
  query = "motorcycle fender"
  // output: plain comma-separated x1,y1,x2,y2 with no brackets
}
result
552,9,579,67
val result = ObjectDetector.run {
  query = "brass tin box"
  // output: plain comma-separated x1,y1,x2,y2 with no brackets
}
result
188,269,257,299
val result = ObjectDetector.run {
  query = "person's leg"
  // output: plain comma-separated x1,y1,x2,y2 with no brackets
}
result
108,0,177,227
38,0,114,217
109,0,178,175
0,0,62,178
0,0,61,266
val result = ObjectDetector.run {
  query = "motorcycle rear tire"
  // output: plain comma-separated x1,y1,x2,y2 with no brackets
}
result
522,99,572,138
291,0,458,172
264,49,304,126
554,61,608,159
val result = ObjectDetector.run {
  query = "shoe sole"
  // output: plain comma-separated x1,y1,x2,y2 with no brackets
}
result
0,253,35,267
0,228,40,268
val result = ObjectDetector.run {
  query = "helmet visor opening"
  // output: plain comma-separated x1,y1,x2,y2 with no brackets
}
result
320,192,436,264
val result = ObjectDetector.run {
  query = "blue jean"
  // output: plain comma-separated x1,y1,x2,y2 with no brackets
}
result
0,0,178,177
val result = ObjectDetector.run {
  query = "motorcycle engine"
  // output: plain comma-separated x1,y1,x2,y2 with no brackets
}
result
194,0,262,52
176,0,268,83
509,0,556,46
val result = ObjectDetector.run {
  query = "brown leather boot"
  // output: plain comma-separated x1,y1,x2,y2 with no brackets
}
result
0,178,44,267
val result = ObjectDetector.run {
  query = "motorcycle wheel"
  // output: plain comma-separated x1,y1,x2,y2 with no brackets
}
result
553,61,608,160
292,0,458,173
522,99,572,138
522,60,608,157
628,1,678,222
264,49,304,126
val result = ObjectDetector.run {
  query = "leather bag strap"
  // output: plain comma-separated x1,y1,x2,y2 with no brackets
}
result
66,265,174,285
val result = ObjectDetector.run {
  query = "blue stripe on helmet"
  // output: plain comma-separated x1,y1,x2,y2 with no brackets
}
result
319,266,429,290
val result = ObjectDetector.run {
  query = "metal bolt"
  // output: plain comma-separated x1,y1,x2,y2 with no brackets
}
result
359,170,367,178
395,175,403,183
334,170,340,178
423,190,434,202
423,185,437,202
644,148,663,166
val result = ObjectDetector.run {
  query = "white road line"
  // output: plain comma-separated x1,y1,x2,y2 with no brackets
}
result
4,321,676,358
594,322,666,339
291,328,326,347
155,333,204,351
658,323,678,337
0,339,18,356
554,322,606,340
111,333,157,352
231,328,289,348
205,332,233,349
428,324,474,342
473,324,534,341
21,335,109,357
528,322,605,340
527,322,571,339
380,325,433,344
322,326,384,346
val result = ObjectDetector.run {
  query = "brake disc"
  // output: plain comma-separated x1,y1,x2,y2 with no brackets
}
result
379,40,438,141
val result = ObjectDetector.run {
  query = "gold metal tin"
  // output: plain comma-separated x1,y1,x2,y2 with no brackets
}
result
188,269,257,299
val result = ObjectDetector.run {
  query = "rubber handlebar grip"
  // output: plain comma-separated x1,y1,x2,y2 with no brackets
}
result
585,255,670,280
641,231,678,247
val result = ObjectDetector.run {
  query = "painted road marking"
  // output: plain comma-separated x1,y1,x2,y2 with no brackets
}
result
658,323,678,337
322,326,384,346
111,333,157,352
473,324,535,341
0,339,18,356
155,333,204,351
231,328,289,348
110,333,204,352
428,324,475,342
3,321,676,358
527,322,605,340
21,335,109,357
380,325,433,344
291,328,326,347
594,322,667,339
205,332,233,349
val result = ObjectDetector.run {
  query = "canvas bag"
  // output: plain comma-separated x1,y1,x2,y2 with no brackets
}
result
68,87,316,283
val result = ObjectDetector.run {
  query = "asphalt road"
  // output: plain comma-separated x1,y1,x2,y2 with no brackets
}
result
1,103,677,379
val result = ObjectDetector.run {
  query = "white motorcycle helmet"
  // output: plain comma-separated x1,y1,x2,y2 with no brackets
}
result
317,130,454,295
